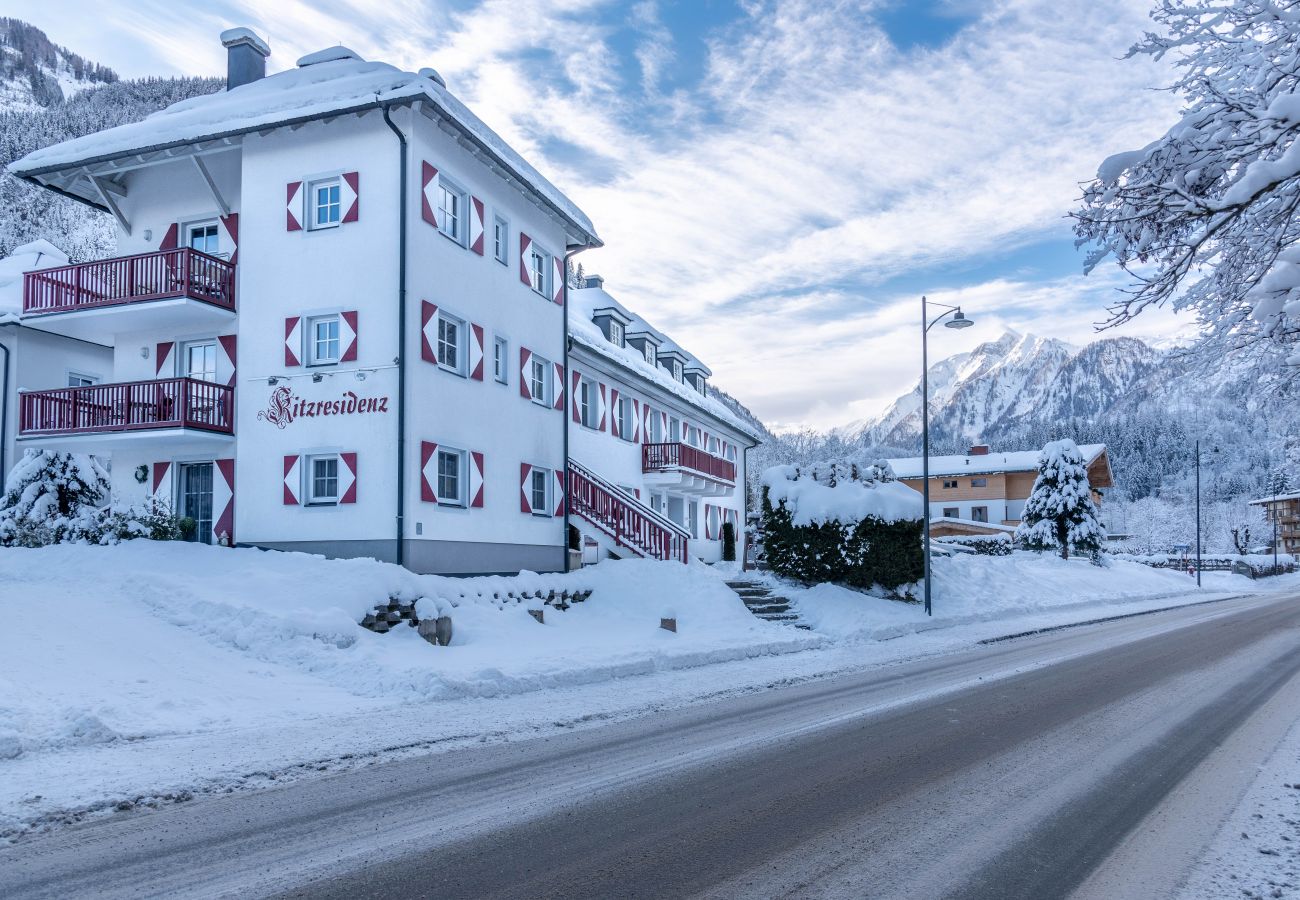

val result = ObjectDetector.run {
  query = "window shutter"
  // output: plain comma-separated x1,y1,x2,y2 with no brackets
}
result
571,371,581,423
470,197,485,255
214,459,235,544
552,255,564,305
152,461,171,499
553,469,566,517
610,389,621,438
471,451,485,508
597,383,607,431
160,223,179,251
632,399,641,442
519,233,533,286
286,181,303,231
519,347,533,400
283,455,301,505
341,171,360,223
420,301,438,364
341,310,358,362
284,317,302,367
420,441,439,503
704,504,714,541
553,362,565,411
219,213,239,263
420,162,439,227
470,324,485,381
155,341,174,376
520,463,533,513
218,334,237,387
339,452,358,504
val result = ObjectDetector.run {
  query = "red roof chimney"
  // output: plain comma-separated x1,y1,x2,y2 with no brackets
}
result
968,444,990,456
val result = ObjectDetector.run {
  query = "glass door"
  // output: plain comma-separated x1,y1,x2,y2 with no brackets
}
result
180,462,214,545
182,340,218,382
187,221,220,257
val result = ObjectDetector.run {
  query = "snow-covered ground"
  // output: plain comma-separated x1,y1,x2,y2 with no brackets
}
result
0,541,1294,842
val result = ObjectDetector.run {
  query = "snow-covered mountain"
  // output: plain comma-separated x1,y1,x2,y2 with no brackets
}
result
0,18,116,112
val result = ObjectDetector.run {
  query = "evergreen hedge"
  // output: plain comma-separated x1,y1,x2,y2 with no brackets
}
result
721,521,736,562
762,487,923,590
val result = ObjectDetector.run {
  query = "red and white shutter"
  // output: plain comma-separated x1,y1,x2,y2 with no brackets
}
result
420,162,439,228
519,233,533,286
553,469,566,517
519,347,533,400
341,310,358,362
570,371,581,423
421,302,439,364
553,362,565,411
610,389,621,438
218,213,239,263
661,411,670,441
470,324,485,381
152,461,171,501
341,172,359,223
470,197,485,255
286,181,303,231
214,459,235,545
470,452,485,508
597,383,608,431
284,317,302,367
155,341,174,376
642,404,652,444
160,223,179,251
283,455,302,505
420,442,439,503
339,452,358,504
632,399,642,442
552,256,564,305
218,334,237,387
520,463,533,513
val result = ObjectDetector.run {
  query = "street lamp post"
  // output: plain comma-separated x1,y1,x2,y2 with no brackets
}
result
1195,439,1202,588
921,295,974,617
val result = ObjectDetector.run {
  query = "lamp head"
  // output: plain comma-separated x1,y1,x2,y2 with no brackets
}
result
945,309,974,329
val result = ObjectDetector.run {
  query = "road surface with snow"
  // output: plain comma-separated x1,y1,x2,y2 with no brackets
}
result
1,589,1297,899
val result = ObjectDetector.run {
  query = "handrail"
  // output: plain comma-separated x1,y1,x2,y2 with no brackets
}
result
23,247,236,315
568,458,689,563
642,441,736,483
19,377,234,436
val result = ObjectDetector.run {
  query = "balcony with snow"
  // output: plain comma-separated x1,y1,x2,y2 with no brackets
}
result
642,441,737,495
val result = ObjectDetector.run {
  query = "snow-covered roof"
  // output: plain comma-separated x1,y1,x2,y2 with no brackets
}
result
569,287,762,442
887,444,1109,480
1248,491,1300,506
9,49,599,247
0,239,68,318
929,516,1017,533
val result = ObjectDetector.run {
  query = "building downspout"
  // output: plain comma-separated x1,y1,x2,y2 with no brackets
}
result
382,103,409,567
562,249,577,572
0,330,11,483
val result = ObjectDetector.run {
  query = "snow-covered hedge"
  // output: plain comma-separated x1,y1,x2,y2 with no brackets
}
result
1114,552,1296,576
761,462,924,591
936,533,1013,556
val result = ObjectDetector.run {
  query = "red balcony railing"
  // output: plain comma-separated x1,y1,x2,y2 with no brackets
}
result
23,248,236,316
569,459,689,563
643,441,736,484
20,377,234,437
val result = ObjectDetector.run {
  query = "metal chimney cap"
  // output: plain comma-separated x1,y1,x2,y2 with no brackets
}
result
220,27,270,58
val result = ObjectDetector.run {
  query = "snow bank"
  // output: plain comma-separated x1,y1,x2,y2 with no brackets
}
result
0,542,815,764
761,464,922,526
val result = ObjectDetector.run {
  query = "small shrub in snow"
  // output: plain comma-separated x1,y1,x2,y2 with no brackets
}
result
1015,440,1104,560
936,534,1012,556
761,463,923,591
721,521,736,562
94,497,187,544
0,450,110,547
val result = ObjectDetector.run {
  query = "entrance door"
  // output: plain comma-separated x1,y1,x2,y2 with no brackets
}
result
180,462,214,544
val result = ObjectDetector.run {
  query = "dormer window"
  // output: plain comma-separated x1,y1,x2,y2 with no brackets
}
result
672,360,683,381
608,319,624,348
643,343,656,366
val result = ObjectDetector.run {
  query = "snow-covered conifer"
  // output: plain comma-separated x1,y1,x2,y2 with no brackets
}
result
0,449,110,546
1015,439,1104,559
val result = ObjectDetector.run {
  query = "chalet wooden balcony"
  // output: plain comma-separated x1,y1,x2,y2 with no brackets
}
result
22,248,236,340
643,441,736,492
20,377,234,441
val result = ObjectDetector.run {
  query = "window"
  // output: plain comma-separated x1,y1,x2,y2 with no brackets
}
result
608,320,624,348
67,372,98,388
942,479,958,489
643,342,656,366
530,357,550,406
943,507,959,518
669,416,680,442
494,336,508,384
182,340,218,381
530,467,550,516
437,448,465,507
494,216,508,265
438,180,464,243
309,316,340,366
971,506,989,523
529,246,548,295
672,360,683,381
437,312,463,374
187,221,219,255
649,409,662,442
579,378,598,428
310,178,341,229
971,478,988,488
309,455,339,505
618,397,635,441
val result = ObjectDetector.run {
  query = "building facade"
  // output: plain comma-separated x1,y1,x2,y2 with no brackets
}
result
1248,492,1300,556
8,30,757,572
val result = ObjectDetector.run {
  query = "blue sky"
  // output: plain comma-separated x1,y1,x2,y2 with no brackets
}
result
11,0,1187,430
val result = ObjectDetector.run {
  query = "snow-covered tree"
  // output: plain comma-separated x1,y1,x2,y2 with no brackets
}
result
1074,1,1300,367
1016,439,1105,559
0,449,109,546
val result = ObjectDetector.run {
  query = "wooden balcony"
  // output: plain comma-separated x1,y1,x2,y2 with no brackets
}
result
24,248,235,315
643,441,736,485
20,377,234,439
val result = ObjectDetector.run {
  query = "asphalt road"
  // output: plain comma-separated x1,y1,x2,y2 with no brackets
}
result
3,591,1298,900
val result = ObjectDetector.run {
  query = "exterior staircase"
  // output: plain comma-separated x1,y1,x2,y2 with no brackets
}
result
568,459,690,563
726,579,808,628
